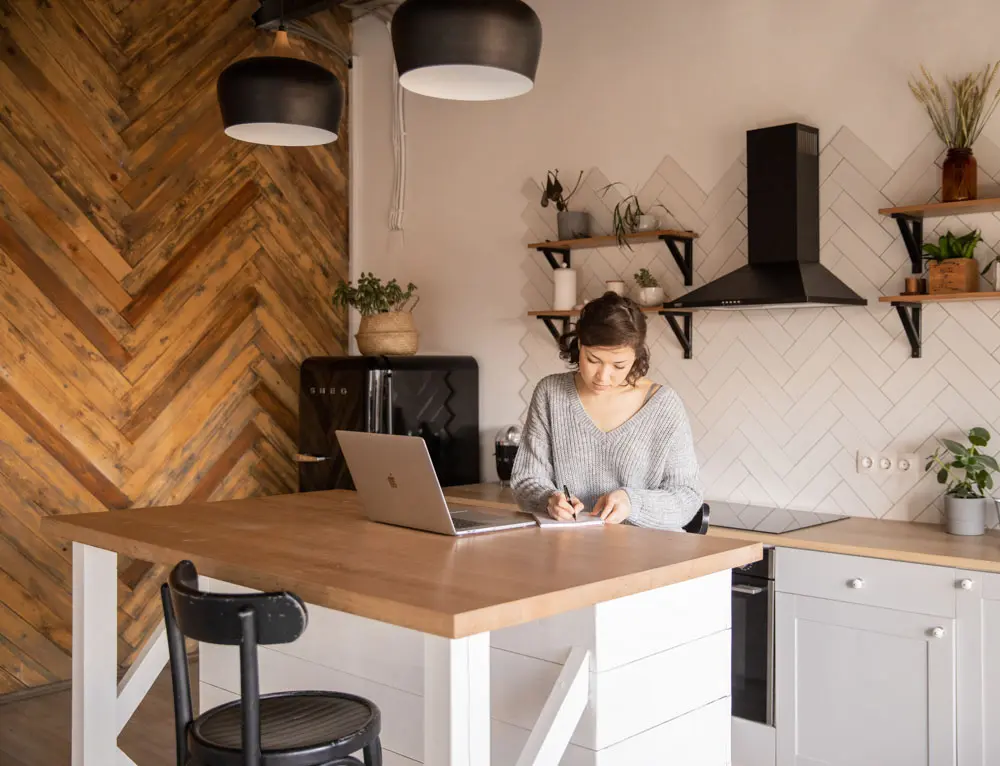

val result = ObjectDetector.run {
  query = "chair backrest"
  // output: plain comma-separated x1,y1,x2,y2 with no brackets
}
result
167,559,308,645
161,560,309,766
683,503,710,535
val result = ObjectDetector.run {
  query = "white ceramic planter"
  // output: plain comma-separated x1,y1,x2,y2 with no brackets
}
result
635,214,659,232
945,495,986,536
635,285,665,307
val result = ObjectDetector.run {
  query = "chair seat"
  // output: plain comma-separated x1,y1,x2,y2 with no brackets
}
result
189,691,380,766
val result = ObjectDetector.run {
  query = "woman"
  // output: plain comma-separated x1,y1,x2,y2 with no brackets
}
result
511,292,702,529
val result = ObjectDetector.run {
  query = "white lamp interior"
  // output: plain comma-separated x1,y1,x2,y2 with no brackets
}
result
224,122,338,147
399,64,533,101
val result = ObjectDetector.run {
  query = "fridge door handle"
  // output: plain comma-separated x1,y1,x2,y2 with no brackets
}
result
384,371,394,434
367,370,383,433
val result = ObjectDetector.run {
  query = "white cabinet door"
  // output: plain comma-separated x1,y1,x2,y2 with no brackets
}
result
956,570,1000,766
776,593,956,766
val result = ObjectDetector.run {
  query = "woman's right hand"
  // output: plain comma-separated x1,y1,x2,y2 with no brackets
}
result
547,491,584,521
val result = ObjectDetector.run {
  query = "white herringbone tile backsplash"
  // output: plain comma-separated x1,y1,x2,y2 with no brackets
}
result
519,128,1000,525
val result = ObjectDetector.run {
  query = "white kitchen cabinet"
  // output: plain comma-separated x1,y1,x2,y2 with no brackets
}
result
775,592,956,766
956,570,1000,766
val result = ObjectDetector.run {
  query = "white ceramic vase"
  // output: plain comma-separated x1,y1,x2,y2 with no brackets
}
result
635,285,665,306
945,495,986,536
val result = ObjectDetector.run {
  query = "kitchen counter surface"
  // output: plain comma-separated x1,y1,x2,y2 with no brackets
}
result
446,484,1000,573
43,489,761,638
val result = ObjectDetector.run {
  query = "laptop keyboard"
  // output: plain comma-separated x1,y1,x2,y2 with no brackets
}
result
452,517,487,530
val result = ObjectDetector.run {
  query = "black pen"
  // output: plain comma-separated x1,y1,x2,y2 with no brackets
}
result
563,484,577,521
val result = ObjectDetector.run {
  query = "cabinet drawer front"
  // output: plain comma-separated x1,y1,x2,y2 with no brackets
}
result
776,547,956,617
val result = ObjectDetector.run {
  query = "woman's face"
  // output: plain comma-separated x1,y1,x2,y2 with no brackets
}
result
578,344,637,393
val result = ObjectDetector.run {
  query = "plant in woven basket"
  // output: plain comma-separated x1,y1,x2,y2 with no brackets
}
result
926,427,1000,499
910,63,1000,149
333,273,418,317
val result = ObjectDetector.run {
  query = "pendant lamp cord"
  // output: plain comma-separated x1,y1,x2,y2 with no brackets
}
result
388,17,406,232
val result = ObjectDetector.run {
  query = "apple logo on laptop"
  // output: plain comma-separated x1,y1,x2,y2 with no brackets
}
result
387,474,398,489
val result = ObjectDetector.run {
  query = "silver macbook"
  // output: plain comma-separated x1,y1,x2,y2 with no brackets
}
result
335,431,536,536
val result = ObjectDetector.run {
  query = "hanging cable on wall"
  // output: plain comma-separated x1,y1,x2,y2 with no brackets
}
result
388,21,407,232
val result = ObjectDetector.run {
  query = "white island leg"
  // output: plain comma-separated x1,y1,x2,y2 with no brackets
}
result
72,543,119,766
424,633,491,766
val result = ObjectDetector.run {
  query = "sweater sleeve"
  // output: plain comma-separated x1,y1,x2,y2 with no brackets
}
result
510,379,557,514
624,392,703,531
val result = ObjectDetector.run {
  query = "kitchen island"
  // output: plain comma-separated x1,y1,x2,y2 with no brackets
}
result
44,490,760,766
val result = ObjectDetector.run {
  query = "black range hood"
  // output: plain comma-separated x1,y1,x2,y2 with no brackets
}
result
667,123,866,310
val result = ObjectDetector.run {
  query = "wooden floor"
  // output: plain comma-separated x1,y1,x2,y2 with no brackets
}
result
0,664,193,766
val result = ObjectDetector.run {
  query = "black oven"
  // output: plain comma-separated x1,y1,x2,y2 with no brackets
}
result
731,546,774,725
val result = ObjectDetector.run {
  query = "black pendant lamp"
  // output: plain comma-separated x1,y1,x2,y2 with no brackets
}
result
217,30,343,146
392,0,542,101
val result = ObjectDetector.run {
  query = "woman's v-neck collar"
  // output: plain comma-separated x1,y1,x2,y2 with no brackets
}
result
566,373,663,437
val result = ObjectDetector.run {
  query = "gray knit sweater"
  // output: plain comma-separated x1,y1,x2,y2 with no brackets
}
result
511,373,703,531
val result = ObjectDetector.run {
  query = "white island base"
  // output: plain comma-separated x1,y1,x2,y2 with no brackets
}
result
201,570,732,766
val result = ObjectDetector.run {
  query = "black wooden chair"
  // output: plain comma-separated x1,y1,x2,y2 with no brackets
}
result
161,560,383,766
683,503,711,535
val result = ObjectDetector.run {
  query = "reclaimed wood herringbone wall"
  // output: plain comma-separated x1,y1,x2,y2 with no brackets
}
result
0,0,350,693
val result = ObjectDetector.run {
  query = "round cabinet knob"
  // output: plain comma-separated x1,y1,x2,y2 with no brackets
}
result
960,579,974,590
930,627,945,639
848,578,865,589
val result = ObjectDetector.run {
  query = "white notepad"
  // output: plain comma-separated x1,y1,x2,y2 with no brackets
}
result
532,512,605,529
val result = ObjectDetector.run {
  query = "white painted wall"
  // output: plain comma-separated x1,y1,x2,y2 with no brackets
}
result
352,0,1000,522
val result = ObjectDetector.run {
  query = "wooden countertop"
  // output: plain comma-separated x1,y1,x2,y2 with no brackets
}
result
445,484,1000,573
42,490,761,638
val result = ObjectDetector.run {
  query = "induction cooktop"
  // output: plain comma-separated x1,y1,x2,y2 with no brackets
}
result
709,501,848,534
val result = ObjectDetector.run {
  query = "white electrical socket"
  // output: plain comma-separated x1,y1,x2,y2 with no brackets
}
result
897,453,920,476
877,454,895,472
856,450,876,474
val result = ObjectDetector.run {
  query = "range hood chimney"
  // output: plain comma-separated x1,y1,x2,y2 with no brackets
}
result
667,123,866,310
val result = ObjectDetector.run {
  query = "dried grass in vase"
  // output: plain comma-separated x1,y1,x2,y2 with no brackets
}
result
910,62,1000,149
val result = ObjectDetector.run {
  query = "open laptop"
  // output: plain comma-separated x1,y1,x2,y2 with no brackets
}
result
335,431,537,536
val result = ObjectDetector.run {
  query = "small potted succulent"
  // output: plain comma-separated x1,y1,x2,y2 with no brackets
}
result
633,268,665,306
333,273,419,356
600,183,671,251
922,230,982,294
540,170,590,240
926,427,1000,535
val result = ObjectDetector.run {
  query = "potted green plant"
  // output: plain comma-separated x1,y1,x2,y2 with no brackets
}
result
922,229,982,294
910,62,1000,201
600,183,670,250
633,268,665,306
926,427,1000,535
333,273,419,356
540,170,590,240
982,254,1000,290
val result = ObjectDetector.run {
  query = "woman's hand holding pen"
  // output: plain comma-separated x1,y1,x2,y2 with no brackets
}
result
547,491,584,521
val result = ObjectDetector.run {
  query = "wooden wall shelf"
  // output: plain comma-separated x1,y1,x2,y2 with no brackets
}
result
529,229,699,286
878,292,1000,358
878,198,1000,275
878,198,1000,219
529,308,694,359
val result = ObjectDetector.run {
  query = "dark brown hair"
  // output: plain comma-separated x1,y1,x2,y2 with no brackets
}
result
558,292,650,385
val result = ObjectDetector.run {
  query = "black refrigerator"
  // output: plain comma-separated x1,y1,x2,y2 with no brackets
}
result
297,356,481,492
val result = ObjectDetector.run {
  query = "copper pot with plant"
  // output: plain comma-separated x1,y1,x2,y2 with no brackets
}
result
333,273,419,356
910,62,1000,202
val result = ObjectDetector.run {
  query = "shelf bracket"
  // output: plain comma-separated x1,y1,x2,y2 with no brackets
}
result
892,214,924,275
535,315,570,342
892,303,922,358
661,311,693,359
537,248,571,270
660,236,694,286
